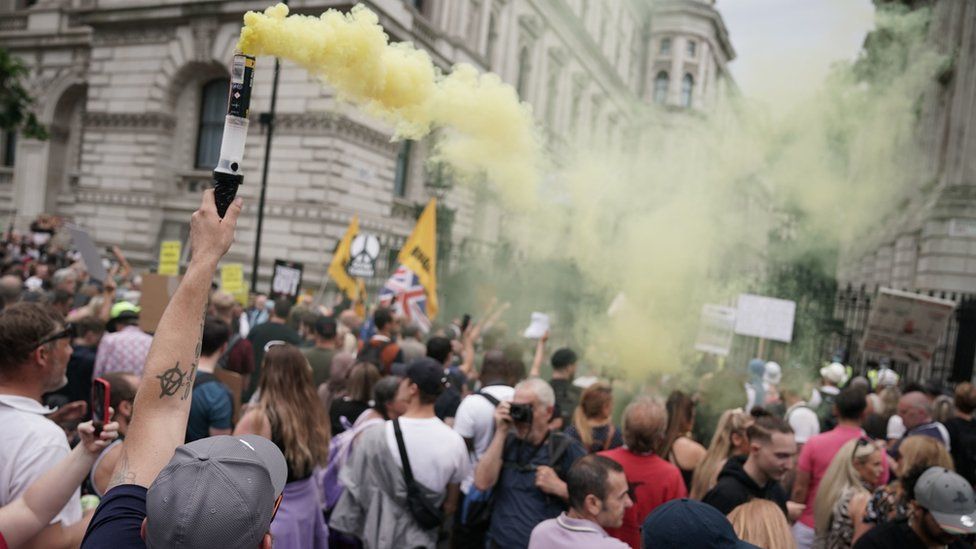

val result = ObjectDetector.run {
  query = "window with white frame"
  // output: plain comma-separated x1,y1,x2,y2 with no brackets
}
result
653,71,669,104
681,74,694,108
195,78,229,169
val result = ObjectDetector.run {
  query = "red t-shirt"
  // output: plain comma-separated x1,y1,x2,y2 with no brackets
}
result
599,447,687,549
0,530,8,549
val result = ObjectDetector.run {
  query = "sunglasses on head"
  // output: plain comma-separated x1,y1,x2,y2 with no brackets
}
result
36,323,76,347
851,436,872,462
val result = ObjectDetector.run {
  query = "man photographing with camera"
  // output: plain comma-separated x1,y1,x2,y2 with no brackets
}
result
473,378,586,549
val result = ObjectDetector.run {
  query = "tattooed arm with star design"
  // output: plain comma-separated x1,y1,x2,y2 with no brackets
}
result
107,190,242,491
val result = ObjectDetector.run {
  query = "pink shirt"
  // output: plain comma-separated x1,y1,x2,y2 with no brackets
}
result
797,424,890,527
93,325,153,378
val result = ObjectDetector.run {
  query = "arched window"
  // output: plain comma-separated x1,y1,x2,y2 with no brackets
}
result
659,37,671,55
516,46,532,98
486,11,498,65
195,78,229,169
545,69,559,128
393,140,412,197
681,74,694,108
653,71,669,104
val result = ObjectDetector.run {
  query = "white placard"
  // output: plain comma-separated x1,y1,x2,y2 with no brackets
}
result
523,312,550,339
734,294,796,343
695,304,737,356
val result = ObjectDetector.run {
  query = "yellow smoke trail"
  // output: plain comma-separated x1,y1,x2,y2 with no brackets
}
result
238,3,541,207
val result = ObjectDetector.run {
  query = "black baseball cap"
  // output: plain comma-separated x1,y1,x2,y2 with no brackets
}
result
394,357,447,397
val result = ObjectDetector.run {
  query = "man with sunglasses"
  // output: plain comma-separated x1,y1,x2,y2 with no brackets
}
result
854,467,976,548
81,191,288,549
0,302,84,548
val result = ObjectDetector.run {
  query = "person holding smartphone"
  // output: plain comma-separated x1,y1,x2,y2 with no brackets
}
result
0,419,119,549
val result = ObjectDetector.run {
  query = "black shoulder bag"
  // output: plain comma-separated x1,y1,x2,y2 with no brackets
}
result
393,418,444,530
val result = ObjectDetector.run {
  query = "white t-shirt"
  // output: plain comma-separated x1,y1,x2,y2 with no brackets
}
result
0,395,82,526
453,385,515,493
786,403,821,444
454,385,515,458
887,414,906,440
385,416,470,494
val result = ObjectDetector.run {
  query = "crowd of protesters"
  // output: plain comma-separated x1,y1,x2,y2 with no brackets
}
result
1,193,975,548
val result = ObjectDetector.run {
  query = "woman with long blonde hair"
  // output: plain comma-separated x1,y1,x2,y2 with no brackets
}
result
689,408,753,500
235,343,331,549
863,435,954,529
813,438,884,548
728,499,797,549
565,382,623,453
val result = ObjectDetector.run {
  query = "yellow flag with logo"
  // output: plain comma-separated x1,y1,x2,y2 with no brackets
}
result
328,215,360,300
397,199,438,318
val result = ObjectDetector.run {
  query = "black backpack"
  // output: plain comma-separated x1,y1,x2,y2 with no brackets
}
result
358,339,392,370
815,389,838,431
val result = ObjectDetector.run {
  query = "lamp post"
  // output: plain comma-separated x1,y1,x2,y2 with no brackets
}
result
249,3,285,292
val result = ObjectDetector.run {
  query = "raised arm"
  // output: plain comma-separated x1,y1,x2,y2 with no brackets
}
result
0,421,119,548
529,331,548,378
473,402,511,491
107,191,241,490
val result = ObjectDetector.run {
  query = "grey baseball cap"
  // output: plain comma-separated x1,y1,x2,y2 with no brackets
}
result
145,435,288,548
915,467,976,535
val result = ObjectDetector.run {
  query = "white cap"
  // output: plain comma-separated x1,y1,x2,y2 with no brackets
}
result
820,362,848,385
763,361,782,385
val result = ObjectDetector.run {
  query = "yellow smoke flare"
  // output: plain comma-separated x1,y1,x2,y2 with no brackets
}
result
238,3,540,207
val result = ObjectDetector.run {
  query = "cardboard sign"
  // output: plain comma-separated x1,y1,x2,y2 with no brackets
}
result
271,259,303,303
139,273,181,333
220,263,247,305
734,294,796,343
861,288,956,363
347,233,380,278
695,304,737,356
158,240,181,276
65,224,108,283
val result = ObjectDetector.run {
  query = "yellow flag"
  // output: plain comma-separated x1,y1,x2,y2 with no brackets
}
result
328,216,360,300
158,240,181,276
397,199,438,318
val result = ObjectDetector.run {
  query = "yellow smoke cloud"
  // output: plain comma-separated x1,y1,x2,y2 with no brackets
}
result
238,3,541,207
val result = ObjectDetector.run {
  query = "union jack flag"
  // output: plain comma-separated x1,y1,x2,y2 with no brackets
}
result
379,265,431,332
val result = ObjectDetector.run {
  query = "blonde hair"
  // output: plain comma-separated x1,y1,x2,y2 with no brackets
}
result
689,408,752,500
899,435,954,476
813,439,879,536
572,382,613,450
728,499,796,549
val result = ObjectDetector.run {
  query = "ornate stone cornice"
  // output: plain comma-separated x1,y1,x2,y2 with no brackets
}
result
83,111,176,132
92,27,175,47
77,190,158,208
273,113,399,154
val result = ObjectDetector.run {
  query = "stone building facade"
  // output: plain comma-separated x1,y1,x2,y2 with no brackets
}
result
0,0,734,297
838,0,976,296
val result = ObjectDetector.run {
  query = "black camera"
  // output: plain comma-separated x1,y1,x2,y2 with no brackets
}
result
509,403,533,424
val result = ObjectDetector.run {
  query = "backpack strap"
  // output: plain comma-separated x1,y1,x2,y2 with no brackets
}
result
478,391,501,407
393,418,418,488
193,371,220,389
216,334,242,369
548,431,574,476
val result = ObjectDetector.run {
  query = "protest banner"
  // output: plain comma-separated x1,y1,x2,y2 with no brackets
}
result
271,259,303,303
139,273,181,333
734,294,796,343
861,288,956,363
221,263,247,305
65,224,108,283
695,304,737,356
158,240,181,276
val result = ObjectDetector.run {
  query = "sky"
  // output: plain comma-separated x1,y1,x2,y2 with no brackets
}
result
718,0,876,112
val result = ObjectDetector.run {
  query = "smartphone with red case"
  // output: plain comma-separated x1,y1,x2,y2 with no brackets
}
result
91,377,111,436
